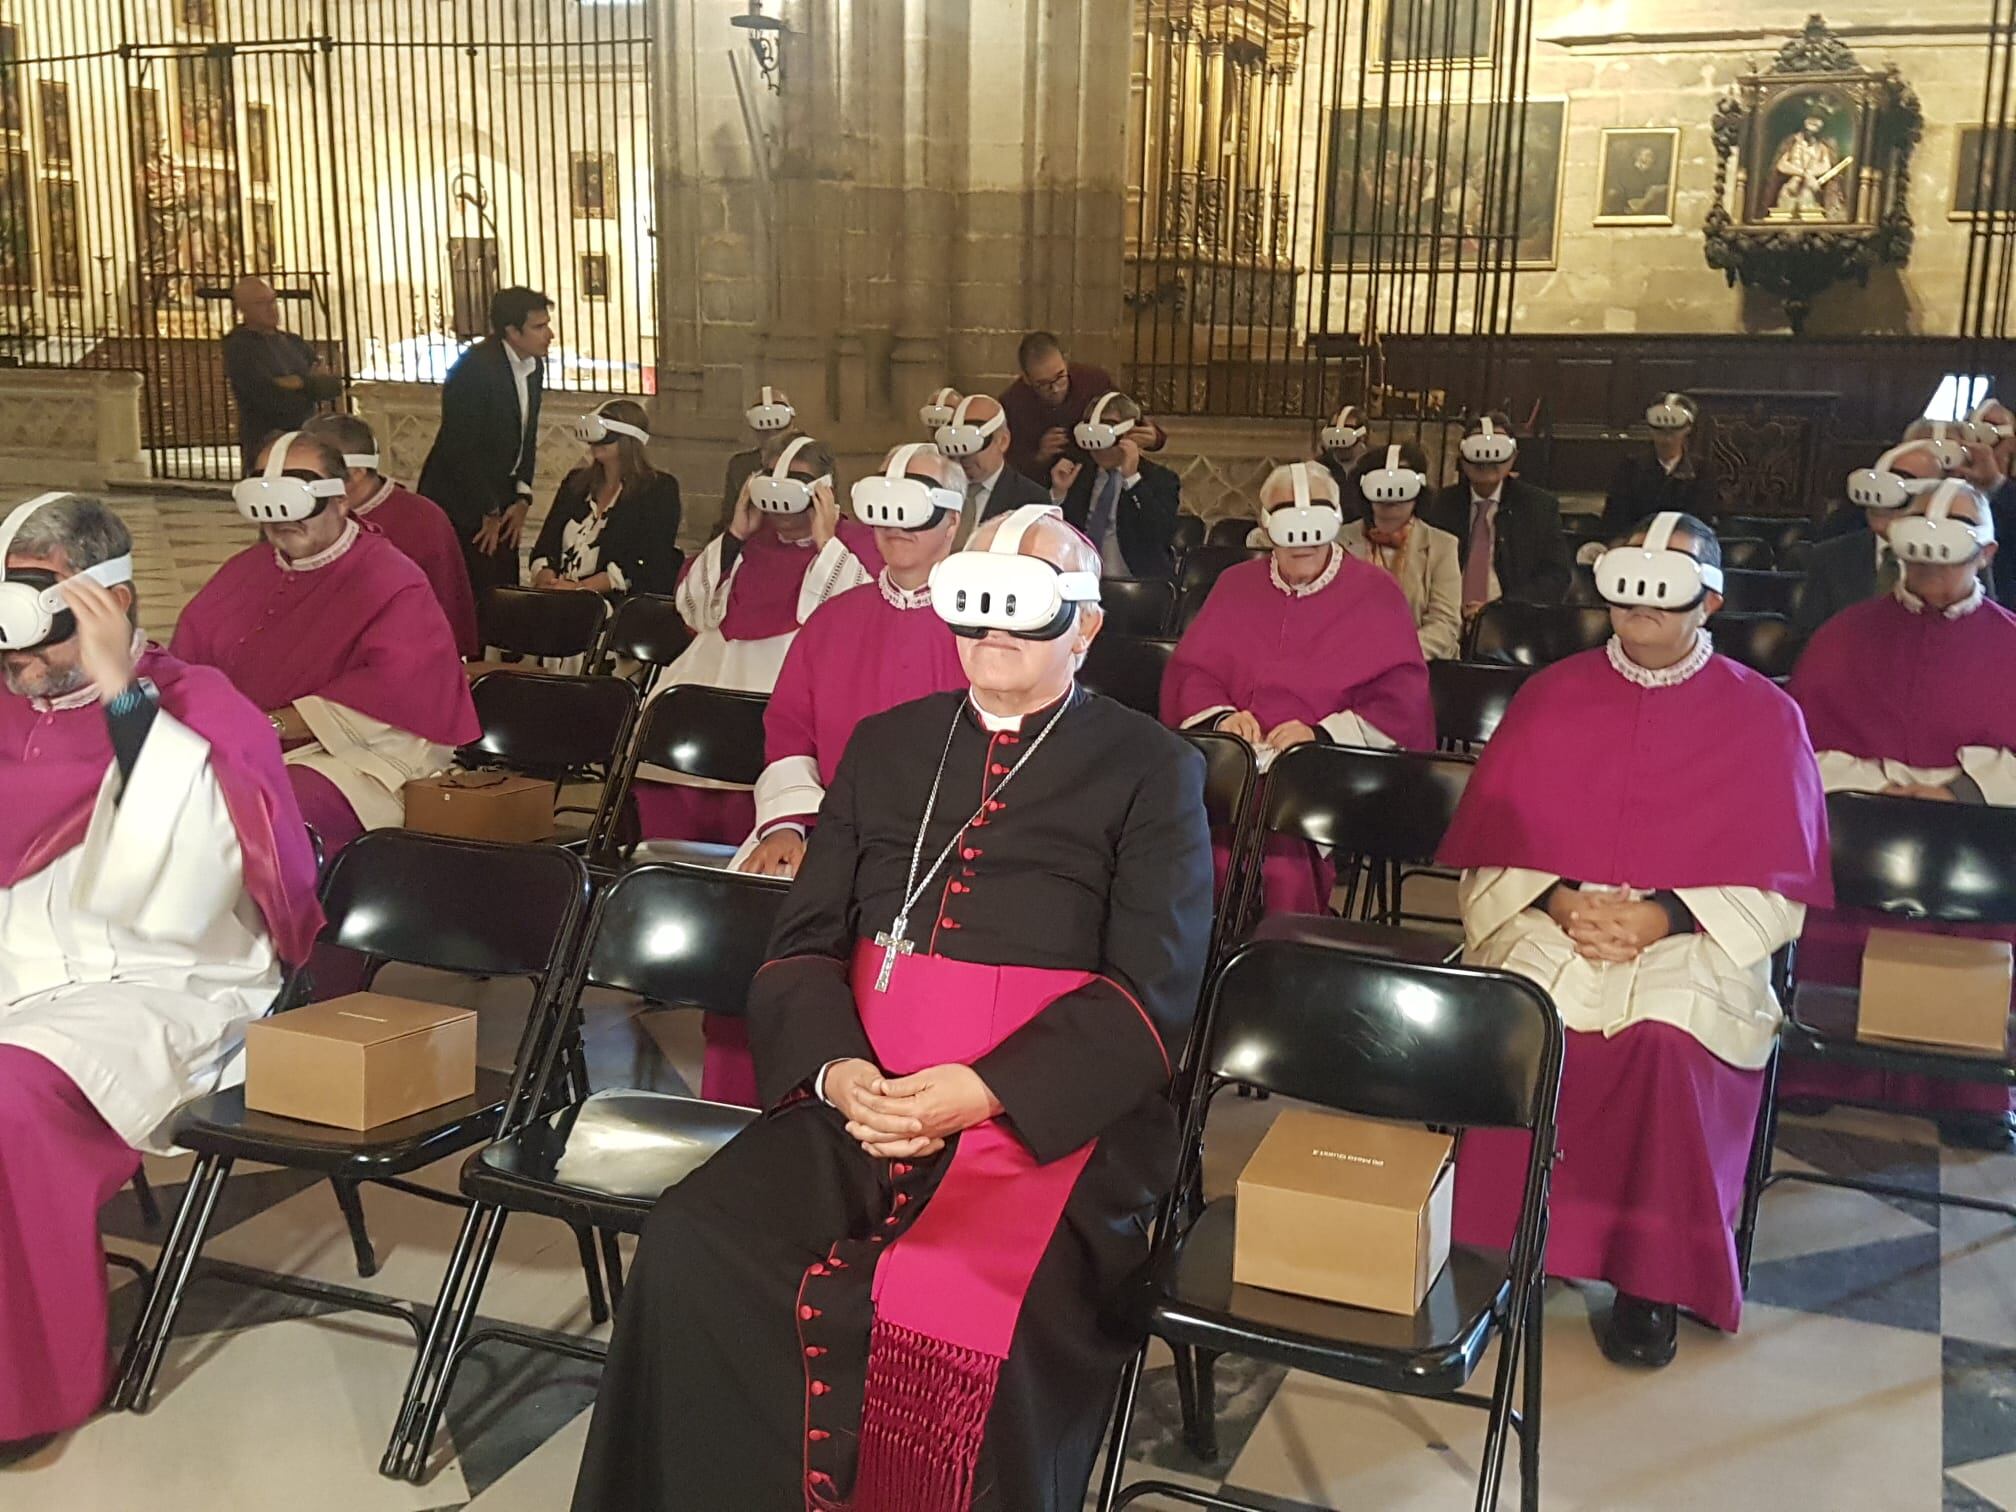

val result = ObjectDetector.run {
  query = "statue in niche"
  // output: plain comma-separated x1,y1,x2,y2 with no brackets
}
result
1703,14,1921,332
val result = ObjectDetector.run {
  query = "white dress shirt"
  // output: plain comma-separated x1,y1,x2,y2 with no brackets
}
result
506,342,538,500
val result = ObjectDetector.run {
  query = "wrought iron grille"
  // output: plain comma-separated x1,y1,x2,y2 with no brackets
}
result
1124,0,1538,424
1958,0,2016,364
0,0,654,480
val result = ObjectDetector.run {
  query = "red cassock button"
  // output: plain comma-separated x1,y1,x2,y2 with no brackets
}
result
799,1304,821,1320
810,1380,831,1396
990,763,1009,775
961,848,978,860
809,1429,831,1442
805,1345,827,1358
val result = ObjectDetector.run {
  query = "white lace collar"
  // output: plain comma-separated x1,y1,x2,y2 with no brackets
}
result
878,570,932,610
354,478,395,517
1895,579,1985,620
1607,629,1714,689
1269,544,1343,599
276,518,360,574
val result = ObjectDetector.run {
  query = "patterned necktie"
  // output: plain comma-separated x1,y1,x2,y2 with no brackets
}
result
1463,496,1496,603
1088,469,1122,552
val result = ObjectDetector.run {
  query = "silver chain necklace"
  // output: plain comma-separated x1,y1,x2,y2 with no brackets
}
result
871,689,1073,991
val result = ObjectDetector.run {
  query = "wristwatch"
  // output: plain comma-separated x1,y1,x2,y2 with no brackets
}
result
269,711,288,735
105,678,158,721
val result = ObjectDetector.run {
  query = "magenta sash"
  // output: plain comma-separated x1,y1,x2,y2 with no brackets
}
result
834,943,1099,1511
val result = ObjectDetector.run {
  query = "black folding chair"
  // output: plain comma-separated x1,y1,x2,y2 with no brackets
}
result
1430,660,1535,752
1176,545,1268,602
1750,794,2016,1247
381,862,790,1482
1707,613,1799,681
479,584,612,661
598,683,770,867
1717,569,1804,618
1100,577,1179,637
112,831,592,1413
1466,602,1612,666
1206,517,1255,547
1080,634,1179,718
1172,513,1207,556
1180,729,1263,980
463,670,642,853
1718,536,1774,571
1716,515,1812,562
1562,564,1607,607
1242,743,1474,943
1096,940,1564,1512
597,591,694,688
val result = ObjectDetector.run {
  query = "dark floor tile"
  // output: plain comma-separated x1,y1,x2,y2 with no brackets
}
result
1746,1231,1944,1333
100,1165,327,1245
1121,1352,1291,1482
1774,1120,1944,1229
1946,1474,2006,1510
1947,1337,2016,1473
433,1335,601,1499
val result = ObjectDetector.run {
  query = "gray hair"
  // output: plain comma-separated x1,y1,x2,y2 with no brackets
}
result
890,442,963,491
302,411,379,463
9,493,133,572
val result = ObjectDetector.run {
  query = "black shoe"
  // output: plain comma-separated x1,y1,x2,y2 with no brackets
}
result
1777,1096,1835,1118
1601,1293,1678,1369
0,1433,55,1468
1938,1112,2016,1152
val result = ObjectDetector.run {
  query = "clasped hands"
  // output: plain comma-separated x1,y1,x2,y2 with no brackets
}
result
1545,886,1672,964
823,1057,1002,1162
1879,781,1958,803
1218,709,1315,754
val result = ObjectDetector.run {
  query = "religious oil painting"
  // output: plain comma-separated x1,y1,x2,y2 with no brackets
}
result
1376,0,1494,67
1595,128,1678,225
42,177,80,291
1952,126,2016,219
1744,84,1864,227
246,104,273,185
580,251,611,299
180,166,242,277
1327,99,1565,269
249,198,277,274
38,80,71,170
0,26,21,137
571,153,616,219
175,53,234,154
0,149,30,290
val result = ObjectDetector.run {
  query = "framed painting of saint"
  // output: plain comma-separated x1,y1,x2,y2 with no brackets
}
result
1595,128,1679,225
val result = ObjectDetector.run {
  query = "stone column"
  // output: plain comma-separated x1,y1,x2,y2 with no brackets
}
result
648,0,704,418
889,0,956,411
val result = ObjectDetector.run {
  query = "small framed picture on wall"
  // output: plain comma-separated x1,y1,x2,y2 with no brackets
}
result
1595,127,1679,226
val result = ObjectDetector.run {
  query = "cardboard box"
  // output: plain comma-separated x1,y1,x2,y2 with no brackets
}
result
1857,927,2013,1056
244,993,478,1130
403,770,557,844
1234,1109,1454,1315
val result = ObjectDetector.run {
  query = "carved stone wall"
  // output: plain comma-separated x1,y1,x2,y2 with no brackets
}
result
0,369,148,488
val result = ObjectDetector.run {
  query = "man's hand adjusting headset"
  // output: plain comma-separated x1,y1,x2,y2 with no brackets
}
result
930,504,1101,641
748,436,832,516
232,431,347,523
0,493,135,652
851,444,966,530
1593,511,1723,610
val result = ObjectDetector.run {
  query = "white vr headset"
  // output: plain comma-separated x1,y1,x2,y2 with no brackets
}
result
574,408,649,446
748,436,832,515
1262,463,1343,548
1959,400,2013,446
851,444,966,530
341,451,379,471
1645,393,1696,432
1889,479,1997,565
1458,416,1518,466
1593,510,1724,610
919,387,962,433
1319,407,1367,454
1073,392,1136,453
1845,441,1951,513
232,431,348,523
1361,443,1428,505
745,385,795,433
929,503,1101,641
0,492,135,652
934,394,1006,459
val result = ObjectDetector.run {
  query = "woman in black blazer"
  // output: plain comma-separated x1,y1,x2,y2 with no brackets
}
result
530,399,684,597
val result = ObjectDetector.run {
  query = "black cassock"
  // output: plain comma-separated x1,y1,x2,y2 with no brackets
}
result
571,686,1213,1512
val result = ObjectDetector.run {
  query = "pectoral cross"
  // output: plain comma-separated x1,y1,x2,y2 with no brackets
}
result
873,927,915,992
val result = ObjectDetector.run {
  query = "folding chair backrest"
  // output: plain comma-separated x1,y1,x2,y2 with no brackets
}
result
317,829,590,980
1182,727,1259,836
481,585,612,659
1261,743,1474,865
1718,569,1803,618
1176,544,1267,599
584,863,792,1016
1826,791,2016,925
633,684,770,785
1206,517,1254,548
1172,513,1207,555
1201,939,1561,1132
602,591,694,670
1079,634,1178,718
1429,659,1533,749
466,671,640,778
1719,536,1774,572
1707,613,1797,681
1098,577,1177,638
1467,601,1611,666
